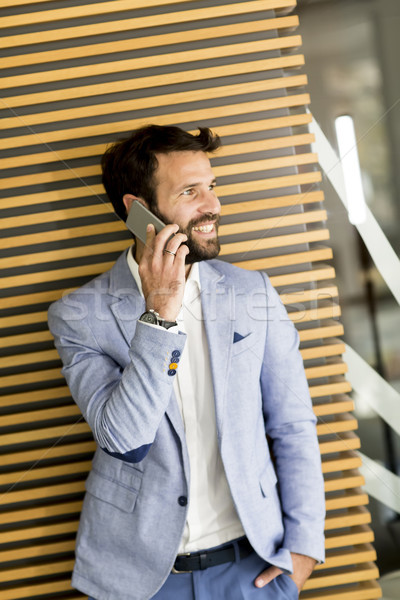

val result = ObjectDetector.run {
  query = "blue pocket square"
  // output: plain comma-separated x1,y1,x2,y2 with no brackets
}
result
233,332,246,343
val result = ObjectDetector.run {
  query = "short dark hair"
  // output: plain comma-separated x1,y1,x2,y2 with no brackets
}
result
101,124,221,221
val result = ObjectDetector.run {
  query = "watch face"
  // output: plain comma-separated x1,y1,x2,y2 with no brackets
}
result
140,312,158,324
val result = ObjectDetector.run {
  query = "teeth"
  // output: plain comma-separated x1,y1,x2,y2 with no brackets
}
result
192,224,214,233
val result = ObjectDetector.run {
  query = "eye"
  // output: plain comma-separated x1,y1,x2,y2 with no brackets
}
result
209,182,216,191
182,188,194,196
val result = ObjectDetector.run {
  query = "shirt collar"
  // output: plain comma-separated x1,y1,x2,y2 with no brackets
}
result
126,246,201,298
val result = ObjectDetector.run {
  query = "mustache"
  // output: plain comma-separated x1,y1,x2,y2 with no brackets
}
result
187,214,220,229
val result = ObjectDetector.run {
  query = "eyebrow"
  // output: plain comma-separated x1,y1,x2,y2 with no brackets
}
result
175,178,217,193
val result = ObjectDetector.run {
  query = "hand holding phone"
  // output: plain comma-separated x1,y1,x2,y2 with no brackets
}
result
126,200,166,243
125,200,189,321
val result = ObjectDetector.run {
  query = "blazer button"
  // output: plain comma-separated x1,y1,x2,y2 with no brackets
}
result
178,496,188,506
172,350,181,358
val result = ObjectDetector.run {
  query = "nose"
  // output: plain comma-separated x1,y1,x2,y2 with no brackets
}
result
200,188,221,216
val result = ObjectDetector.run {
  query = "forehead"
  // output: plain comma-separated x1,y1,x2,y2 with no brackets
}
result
154,151,213,191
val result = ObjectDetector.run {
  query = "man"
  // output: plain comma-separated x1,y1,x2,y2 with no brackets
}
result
48,125,325,600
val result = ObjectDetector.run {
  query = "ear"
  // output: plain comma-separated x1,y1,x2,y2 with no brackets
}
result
123,194,147,216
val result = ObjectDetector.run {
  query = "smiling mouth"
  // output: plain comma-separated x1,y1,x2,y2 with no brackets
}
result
192,223,214,233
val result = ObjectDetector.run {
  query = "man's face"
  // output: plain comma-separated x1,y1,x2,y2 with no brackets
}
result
151,151,221,264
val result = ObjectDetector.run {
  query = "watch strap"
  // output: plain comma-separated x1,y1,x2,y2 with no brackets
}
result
139,310,177,330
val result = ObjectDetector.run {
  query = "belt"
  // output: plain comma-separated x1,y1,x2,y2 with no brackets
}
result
172,537,253,573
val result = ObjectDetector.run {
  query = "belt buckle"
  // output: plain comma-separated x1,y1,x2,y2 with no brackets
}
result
172,552,192,574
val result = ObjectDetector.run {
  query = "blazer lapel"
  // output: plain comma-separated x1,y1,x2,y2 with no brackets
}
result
199,261,234,440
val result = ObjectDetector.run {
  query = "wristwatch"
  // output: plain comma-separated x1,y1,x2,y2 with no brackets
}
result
139,309,177,330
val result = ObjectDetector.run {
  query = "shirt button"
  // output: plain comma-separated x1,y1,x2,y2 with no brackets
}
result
172,350,181,358
178,496,188,506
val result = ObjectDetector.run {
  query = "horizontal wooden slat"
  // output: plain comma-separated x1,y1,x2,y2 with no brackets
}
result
319,432,361,455
324,507,371,530
315,544,376,571
0,290,65,310
272,268,336,290
0,371,52,391
298,321,344,342
222,189,323,216
0,479,86,506
2,97,310,150
2,245,330,290
234,245,332,270
289,303,340,324
1,441,95,466
0,330,54,349
0,275,336,316
0,311,48,328
0,386,70,409
325,525,375,550
1,203,112,230
281,285,338,306
324,470,365,492
0,461,91,487
310,379,352,399
1,146,316,189
313,398,355,417
0,500,83,526
303,563,379,592
0,575,74,600
1,39,302,92
0,267,336,312
301,580,381,600
306,360,347,379
0,239,130,270
0,114,313,170
0,1,296,50
1,180,319,231
1,230,327,274
222,229,329,256
0,0,295,28
317,414,358,436
0,539,76,562
0,0,56,6
0,520,79,544
0,262,115,290
220,208,326,236
1,222,125,251
0,0,203,28
0,348,59,369
325,489,368,510
0,559,74,583
0,16,299,70
1,404,80,427
1,170,321,212
300,341,345,360
321,451,362,474
0,422,89,449
1,185,104,211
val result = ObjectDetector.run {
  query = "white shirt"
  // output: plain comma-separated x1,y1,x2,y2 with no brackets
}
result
127,248,244,552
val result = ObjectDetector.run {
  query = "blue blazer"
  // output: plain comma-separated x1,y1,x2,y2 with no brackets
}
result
48,251,325,600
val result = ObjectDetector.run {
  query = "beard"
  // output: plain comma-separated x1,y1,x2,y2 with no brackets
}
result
152,206,221,264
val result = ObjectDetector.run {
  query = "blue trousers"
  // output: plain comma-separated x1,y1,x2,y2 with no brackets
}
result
88,540,298,599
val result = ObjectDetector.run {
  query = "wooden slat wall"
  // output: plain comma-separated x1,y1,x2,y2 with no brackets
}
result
0,1,381,599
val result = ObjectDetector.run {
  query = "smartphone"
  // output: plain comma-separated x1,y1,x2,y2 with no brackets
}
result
126,200,166,243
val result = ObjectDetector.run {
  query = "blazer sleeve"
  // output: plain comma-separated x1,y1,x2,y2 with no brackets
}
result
48,295,186,463
259,272,325,564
